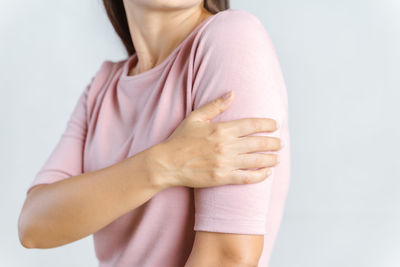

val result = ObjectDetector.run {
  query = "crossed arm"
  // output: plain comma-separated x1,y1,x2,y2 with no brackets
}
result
184,231,264,267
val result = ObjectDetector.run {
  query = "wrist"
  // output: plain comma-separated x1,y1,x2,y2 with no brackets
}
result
143,141,179,190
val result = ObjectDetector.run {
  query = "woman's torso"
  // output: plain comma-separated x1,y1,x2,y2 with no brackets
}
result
82,8,291,267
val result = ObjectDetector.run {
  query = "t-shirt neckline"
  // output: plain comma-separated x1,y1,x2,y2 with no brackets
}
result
119,9,232,81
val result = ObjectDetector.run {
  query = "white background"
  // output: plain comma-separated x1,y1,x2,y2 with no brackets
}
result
1,0,399,266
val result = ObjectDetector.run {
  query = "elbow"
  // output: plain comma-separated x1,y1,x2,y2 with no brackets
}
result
19,234,36,249
18,185,48,249
18,213,49,249
18,198,42,249
18,220,61,249
18,217,37,249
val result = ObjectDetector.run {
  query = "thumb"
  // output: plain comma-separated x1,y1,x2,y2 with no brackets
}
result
190,90,234,122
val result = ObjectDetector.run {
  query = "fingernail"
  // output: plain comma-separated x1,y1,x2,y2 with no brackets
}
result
280,139,285,148
276,121,280,129
223,90,232,100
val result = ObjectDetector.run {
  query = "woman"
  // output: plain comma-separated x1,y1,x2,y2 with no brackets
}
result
18,0,290,266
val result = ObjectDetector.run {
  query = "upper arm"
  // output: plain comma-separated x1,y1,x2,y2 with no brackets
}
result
186,231,264,266
191,9,288,235
188,9,289,264
25,61,113,196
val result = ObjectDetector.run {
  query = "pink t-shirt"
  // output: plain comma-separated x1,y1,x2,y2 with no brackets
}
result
27,8,291,267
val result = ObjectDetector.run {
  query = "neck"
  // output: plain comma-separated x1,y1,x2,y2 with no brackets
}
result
122,1,213,75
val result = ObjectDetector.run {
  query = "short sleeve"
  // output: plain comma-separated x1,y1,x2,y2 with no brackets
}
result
191,10,289,235
26,63,107,195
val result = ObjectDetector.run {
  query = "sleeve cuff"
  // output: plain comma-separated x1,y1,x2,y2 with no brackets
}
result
26,173,70,195
194,214,266,235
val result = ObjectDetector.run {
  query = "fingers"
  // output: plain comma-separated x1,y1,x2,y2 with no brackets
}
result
234,136,283,154
189,90,234,122
232,153,280,170
217,117,279,137
228,168,273,185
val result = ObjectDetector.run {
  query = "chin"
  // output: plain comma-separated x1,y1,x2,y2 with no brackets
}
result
125,0,203,10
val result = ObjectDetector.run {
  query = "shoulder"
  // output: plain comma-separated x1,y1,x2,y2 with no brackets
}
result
207,9,265,32
193,9,277,65
86,58,126,94
94,58,126,84
83,58,126,117
199,9,272,48
191,10,288,120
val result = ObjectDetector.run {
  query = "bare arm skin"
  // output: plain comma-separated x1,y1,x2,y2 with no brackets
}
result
18,90,281,249
18,145,166,249
184,231,264,267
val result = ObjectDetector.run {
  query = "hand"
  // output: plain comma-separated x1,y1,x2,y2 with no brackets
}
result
151,90,283,188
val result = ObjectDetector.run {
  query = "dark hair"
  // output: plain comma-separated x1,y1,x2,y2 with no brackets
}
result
102,0,230,56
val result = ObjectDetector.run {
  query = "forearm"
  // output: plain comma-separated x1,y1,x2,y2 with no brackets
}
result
18,144,168,249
